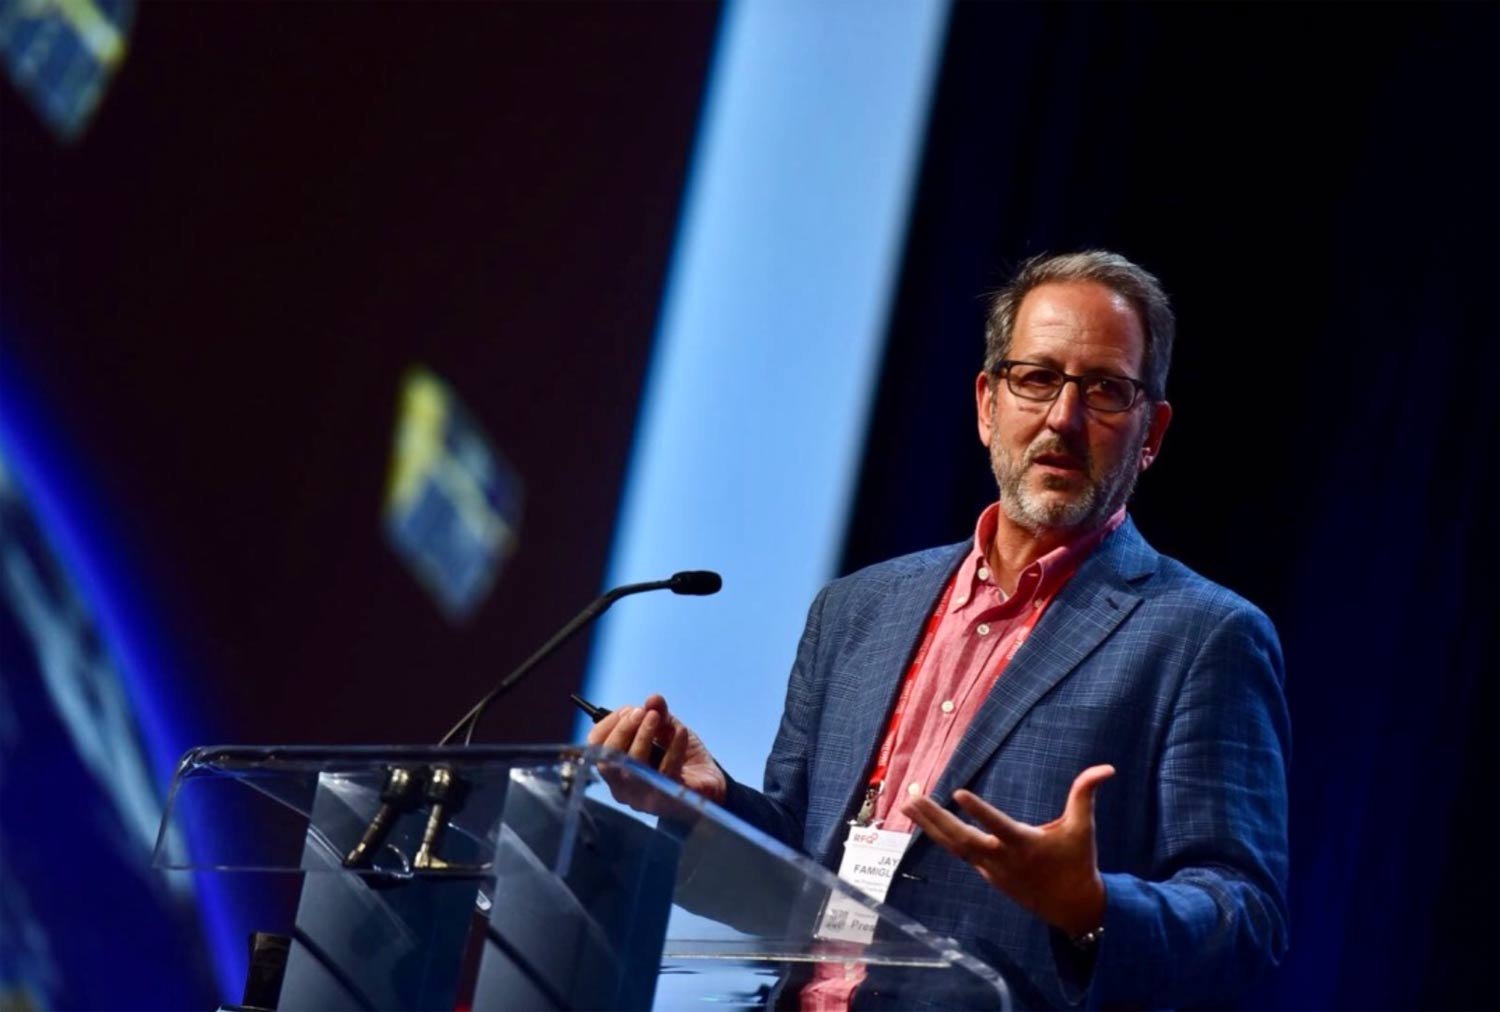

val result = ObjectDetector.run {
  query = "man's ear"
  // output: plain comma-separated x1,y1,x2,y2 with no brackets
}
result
976,370,998,447
1140,400,1173,470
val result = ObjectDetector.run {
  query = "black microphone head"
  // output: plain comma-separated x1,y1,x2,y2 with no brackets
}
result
669,570,722,596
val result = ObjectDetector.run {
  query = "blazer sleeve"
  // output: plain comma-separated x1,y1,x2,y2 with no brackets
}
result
1079,602,1292,1007
721,584,830,852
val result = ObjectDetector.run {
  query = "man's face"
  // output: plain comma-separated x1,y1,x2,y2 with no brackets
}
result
976,280,1173,536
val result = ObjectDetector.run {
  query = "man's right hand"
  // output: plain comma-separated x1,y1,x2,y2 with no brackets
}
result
585,693,727,806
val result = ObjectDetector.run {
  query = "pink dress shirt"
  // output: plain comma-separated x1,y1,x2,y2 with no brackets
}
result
802,503,1125,1011
872,502,1125,832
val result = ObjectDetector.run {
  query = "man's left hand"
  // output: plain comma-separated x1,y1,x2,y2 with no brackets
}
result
902,764,1114,938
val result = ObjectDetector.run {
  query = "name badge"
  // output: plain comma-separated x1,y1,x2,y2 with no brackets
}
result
814,825,911,944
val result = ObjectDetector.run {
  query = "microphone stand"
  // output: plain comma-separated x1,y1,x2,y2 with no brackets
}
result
340,572,718,871
437,577,679,747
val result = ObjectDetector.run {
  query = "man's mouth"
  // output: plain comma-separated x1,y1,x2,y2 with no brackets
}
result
1030,451,1086,472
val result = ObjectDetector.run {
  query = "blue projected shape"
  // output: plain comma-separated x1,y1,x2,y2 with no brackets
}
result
0,348,228,1002
0,0,134,140
0,448,216,1008
384,367,523,622
581,0,951,782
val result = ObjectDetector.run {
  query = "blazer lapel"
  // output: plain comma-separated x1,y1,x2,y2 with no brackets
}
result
925,518,1158,810
811,544,966,862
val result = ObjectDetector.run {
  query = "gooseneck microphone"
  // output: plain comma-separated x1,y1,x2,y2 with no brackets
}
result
436,570,722,746
665,570,722,596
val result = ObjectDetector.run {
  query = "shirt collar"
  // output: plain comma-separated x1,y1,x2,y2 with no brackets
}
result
949,502,1127,613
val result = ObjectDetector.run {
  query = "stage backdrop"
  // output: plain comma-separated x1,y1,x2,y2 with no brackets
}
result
0,3,1494,1010
0,2,719,1003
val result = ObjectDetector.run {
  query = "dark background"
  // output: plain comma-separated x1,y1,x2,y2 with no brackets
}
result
846,5,1499,1009
1,1,718,748
0,7,717,1006
2,3,1495,1009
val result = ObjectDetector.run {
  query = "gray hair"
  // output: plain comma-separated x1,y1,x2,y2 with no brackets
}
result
983,250,1175,400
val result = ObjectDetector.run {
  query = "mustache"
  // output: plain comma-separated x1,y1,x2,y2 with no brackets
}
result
1025,434,1091,469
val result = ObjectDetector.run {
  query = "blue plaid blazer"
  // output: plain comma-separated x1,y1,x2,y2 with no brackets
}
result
724,517,1290,1009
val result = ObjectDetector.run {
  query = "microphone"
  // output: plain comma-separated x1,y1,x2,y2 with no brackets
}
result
670,570,721,595
437,570,722,746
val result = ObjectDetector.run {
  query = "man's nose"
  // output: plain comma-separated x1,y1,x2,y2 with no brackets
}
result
1046,379,1088,433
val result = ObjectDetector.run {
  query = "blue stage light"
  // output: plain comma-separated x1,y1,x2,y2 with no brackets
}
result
580,0,951,779
0,342,240,1002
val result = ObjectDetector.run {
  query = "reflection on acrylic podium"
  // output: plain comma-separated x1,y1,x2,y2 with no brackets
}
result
155,745,1011,1011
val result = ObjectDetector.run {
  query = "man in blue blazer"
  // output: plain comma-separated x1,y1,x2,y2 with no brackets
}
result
593,251,1290,1009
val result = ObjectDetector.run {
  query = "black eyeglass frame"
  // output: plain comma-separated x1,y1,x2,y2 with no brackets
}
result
993,359,1151,413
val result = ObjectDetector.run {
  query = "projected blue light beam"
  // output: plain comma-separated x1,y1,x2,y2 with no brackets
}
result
581,0,951,782
0,349,239,1001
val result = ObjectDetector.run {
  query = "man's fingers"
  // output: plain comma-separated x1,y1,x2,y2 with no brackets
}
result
653,712,681,754
1063,764,1115,825
585,707,623,747
903,796,963,847
603,704,657,761
628,709,661,763
658,717,690,781
598,706,640,752
953,789,1029,844
644,694,672,721
905,796,1001,862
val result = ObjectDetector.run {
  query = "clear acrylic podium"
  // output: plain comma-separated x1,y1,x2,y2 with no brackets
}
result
155,745,1011,1010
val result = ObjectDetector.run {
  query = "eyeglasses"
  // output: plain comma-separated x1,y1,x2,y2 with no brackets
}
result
995,360,1149,413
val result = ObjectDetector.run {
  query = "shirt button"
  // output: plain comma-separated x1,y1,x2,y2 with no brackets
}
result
940,700,955,714
1035,599,1044,609
955,593,969,606
907,781,922,796
977,623,991,636
977,566,991,581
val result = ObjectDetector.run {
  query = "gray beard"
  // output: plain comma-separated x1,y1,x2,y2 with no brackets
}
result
993,424,1147,536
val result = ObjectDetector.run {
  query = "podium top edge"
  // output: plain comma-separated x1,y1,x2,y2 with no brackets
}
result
179,742,600,772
